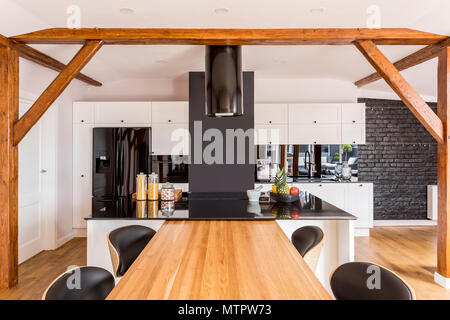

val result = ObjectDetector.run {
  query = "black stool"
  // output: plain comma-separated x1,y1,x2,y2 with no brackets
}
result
291,226,324,271
43,266,115,300
108,225,156,277
330,262,415,300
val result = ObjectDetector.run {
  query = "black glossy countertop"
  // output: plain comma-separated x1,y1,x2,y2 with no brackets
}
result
85,192,356,221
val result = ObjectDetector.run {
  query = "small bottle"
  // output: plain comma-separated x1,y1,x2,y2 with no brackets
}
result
136,173,147,201
148,172,159,201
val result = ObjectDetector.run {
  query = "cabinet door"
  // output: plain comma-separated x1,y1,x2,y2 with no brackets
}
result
73,124,93,228
95,102,151,124
152,101,188,124
289,124,341,144
289,103,341,124
73,102,95,124
346,183,373,229
342,124,366,144
254,104,288,124
293,183,346,210
152,124,190,155
342,103,365,124
254,124,288,145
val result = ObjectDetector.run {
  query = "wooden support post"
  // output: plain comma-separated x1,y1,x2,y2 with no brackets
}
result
0,45,19,289
13,40,103,145
355,40,444,144
437,47,450,286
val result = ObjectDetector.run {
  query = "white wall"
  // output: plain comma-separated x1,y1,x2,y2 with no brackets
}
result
79,75,360,103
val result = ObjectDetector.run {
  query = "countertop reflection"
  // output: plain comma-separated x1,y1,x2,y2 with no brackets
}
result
86,192,356,221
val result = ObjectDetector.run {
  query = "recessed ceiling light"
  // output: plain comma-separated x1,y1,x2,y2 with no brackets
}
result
310,7,325,14
156,59,168,64
214,7,229,14
119,8,135,14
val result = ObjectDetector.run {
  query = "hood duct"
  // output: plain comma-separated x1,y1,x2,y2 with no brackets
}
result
205,45,243,117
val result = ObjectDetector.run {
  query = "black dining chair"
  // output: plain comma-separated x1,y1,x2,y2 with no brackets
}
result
108,225,156,277
291,226,324,271
329,262,416,300
43,266,115,300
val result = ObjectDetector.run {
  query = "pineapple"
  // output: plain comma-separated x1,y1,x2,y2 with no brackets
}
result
274,168,290,198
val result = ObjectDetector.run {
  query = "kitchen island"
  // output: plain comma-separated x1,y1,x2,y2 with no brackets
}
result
107,220,331,300
85,192,355,292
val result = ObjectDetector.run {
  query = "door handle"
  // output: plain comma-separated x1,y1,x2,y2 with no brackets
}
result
40,169,47,173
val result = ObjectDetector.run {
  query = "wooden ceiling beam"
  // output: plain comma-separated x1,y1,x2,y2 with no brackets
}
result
0,34,101,87
355,40,444,143
355,38,450,87
13,40,103,146
10,28,447,45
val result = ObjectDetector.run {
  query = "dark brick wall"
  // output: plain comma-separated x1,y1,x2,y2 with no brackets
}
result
357,98,437,220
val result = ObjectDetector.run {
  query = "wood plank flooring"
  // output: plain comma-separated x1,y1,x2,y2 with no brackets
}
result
355,226,450,300
0,238,86,300
1,227,450,300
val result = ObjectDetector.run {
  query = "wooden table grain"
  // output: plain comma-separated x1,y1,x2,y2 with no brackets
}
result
107,220,331,300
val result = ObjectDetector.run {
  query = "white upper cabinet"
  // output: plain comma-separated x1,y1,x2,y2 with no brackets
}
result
289,103,342,124
255,124,288,145
73,102,95,124
254,104,288,124
342,124,366,144
94,102,151,124
152,124,190,155
289,124,341,145
152,101,188,124
342,103,365,124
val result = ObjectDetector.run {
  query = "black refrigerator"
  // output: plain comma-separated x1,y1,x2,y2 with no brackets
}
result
92,127,151,217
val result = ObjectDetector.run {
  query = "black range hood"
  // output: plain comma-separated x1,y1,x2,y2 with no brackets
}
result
205,45,243,117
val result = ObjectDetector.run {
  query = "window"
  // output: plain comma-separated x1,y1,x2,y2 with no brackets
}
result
286,144,358,178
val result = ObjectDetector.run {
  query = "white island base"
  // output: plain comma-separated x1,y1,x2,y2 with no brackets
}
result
87,218,354,294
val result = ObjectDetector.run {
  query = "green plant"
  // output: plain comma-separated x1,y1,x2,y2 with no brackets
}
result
333,152,340,162
342,144,353,161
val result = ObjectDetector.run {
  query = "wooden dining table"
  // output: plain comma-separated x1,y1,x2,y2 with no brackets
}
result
107,220,331,300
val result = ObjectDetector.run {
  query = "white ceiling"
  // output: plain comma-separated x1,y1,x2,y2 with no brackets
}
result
8,0,450,97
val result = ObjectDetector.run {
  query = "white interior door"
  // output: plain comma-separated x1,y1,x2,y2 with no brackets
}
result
18,98,57,263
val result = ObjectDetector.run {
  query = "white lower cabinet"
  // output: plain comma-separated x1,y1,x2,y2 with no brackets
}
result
345,183,374,233
73,124,94,229
152,124,189,156
292,182,373,236
255,182,373,236
295,183,346,211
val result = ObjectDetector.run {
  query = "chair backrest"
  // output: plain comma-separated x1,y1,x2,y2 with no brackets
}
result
291,226,324,271
43,266,115,300
329,262,415,300
108,225,156,277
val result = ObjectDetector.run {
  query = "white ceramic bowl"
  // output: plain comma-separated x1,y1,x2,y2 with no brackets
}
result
247,190,261,202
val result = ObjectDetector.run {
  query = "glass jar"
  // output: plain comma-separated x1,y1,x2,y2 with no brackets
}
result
342,164,352,180
161,183,175,201
136,173,147,201
335,163,343,180
147,172,159,201
161,200,175,216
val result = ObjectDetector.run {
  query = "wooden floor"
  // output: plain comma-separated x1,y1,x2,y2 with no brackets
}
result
1,227,450,300
355,226,450,300
0,238,86,300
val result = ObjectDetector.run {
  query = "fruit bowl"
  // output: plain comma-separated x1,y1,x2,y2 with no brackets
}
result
270,192,299,203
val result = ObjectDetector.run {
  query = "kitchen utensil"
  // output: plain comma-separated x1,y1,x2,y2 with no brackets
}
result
247,189,262,202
